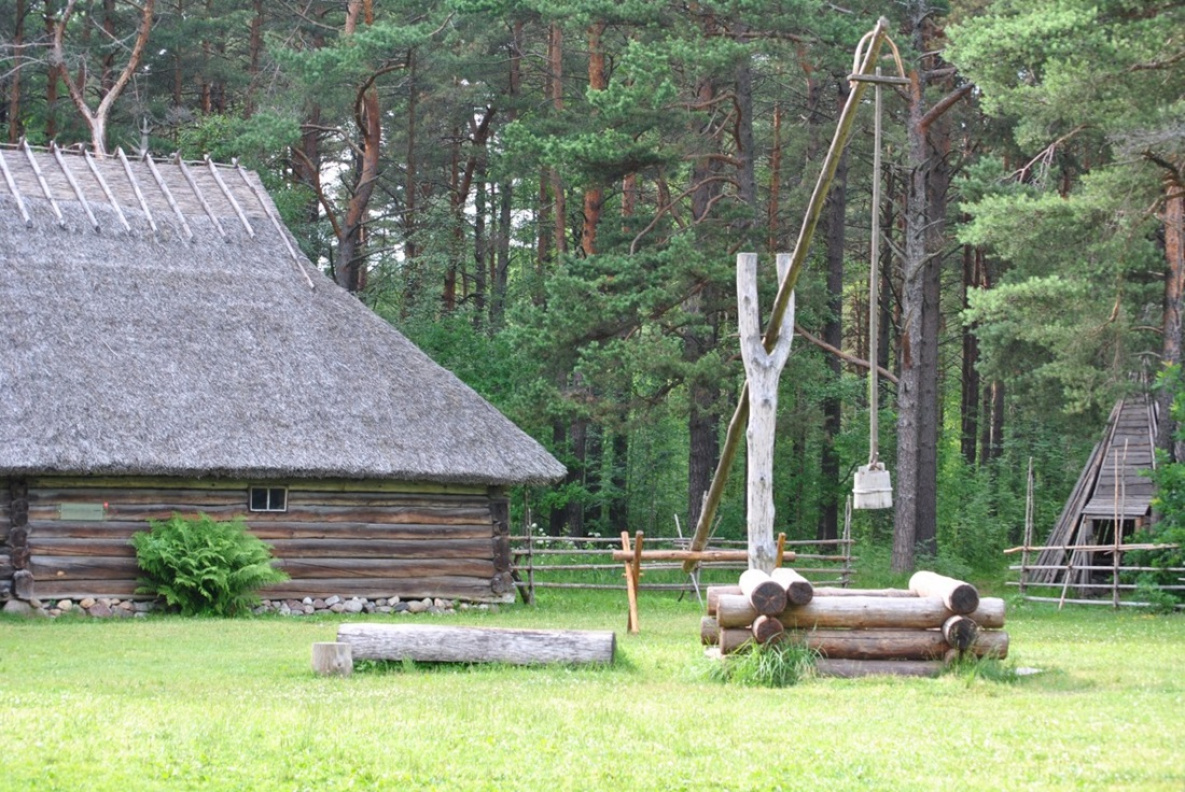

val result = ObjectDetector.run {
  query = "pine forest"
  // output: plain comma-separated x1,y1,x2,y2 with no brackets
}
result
2,0,1183,578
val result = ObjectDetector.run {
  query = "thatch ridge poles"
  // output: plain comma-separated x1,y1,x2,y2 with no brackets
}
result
21,138,63,226
235,159,317,290
0,146,32,227
51,142,99,232
206,156,255,238
144,153,194,241
84,150,132,231
117,147,158,234
684,18,894,570
175,154,226,239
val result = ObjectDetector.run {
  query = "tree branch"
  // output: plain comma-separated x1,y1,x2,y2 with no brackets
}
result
794,324,899,384
918,83,972,132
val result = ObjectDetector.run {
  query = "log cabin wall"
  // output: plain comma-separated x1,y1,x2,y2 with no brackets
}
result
1,479,15,600
24,476,513,604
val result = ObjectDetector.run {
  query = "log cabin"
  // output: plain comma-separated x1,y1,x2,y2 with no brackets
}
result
0,142,564,606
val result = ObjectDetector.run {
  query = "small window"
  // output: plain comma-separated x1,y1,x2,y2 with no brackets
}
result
249,487,287,512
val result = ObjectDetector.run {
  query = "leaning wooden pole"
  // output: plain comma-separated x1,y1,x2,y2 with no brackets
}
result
684,18,894,571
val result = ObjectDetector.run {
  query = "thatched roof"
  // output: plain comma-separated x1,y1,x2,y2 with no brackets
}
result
0,143,564,486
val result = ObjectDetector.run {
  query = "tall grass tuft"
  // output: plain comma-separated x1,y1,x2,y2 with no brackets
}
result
704,639,818,687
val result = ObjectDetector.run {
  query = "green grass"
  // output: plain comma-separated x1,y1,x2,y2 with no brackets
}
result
1,592,1183,791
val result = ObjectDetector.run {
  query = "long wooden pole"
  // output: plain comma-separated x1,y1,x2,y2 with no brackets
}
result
684,18,894,570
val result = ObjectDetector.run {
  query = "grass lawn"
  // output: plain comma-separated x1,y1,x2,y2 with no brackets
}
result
1,591,1182,791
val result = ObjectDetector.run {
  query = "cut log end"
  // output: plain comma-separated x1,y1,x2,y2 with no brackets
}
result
909,571,980,615
770,568,814,606
942,615,979,651
748,580,788,616
312,642,354,676
751,614,785,644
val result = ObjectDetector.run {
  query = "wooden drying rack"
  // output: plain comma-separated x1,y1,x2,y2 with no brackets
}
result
616,530,791,634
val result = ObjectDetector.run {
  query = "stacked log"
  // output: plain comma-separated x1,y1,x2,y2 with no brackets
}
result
701,570,1009,678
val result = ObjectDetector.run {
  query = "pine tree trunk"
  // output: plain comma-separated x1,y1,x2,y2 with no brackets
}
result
819,136,849,542
960,242,982,465
1157,171,1185,462
8,0,26,144
581,21,606,257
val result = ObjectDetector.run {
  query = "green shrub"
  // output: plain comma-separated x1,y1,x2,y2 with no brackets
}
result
131,513,288,616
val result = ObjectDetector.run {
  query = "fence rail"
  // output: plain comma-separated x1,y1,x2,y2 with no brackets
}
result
1006,541,1183,609
509,533,854,604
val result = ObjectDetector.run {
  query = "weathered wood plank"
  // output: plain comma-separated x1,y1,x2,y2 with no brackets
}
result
261,576,503,601
28,503,494,525
27,476,489,496
266,538,493,559
29,538,137,557
30,555,139,580
29,578,140,598
28,520,494,541
288,492,494,508
248,523,494,541
338,623,615,665
278,557,496,580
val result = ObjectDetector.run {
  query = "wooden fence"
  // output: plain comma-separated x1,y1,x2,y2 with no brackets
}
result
509,533,854,605
1006,541,1184,609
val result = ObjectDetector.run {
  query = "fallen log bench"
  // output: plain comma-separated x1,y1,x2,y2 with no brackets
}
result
336,623,616,667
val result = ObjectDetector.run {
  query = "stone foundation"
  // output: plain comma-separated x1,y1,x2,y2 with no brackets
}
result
5,595,502,618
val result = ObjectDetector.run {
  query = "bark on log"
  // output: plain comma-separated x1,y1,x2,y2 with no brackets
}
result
311,642,353,676
277,558,496,580
29,556,138,580
770,568,814,605
942,615,979,651
815,659,945,678
812,587,918,597
715,593,1006,630
337,623,616,665
789,628,950,660
700,615,720,646
706,585,743,616
719,628,754,654
970,629,1008,660
752,614,784,644
717,627,1007,660
266,538,493,559
740,569,788,616
909,571,979,614
13,570,34,599
263,576,509,602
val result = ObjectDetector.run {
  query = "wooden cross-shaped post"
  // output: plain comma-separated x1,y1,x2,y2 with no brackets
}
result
737,253,795,572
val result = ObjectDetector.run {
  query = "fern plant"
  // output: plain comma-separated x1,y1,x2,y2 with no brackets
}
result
131,513,288,616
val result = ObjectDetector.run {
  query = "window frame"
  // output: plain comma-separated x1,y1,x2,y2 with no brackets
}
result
248,486,288,513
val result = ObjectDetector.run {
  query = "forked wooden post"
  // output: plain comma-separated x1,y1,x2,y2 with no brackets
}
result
621,530,642,634
737,253,795,572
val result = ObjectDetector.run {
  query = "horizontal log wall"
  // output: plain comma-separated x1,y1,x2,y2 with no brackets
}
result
24,476,511,603
0,479,12,599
